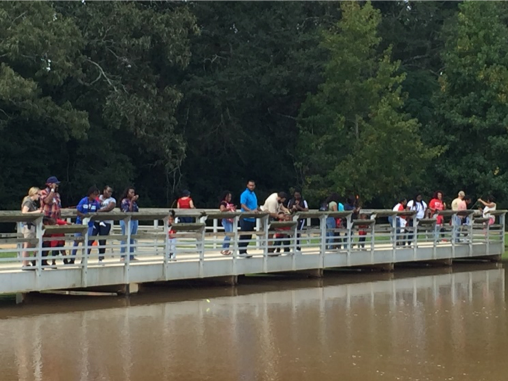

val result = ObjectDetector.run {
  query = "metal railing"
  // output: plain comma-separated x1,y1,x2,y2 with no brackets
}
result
0,209,504,275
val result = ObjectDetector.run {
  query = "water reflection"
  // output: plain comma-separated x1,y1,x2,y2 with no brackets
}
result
0,265,506,381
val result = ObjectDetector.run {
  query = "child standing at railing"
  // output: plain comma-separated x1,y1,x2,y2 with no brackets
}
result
273,213,292,254
358,214,368,249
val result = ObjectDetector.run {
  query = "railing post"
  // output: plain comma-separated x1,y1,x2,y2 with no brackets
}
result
124,215,132,285
370,214,376,258
35,217,43,276
163,215,170,280
320,214,327,264
451,212,457,259
198,225,205,277
501,213,506,249
212,218,218,250
346,213,352,265
413,216,418,260
255,218,261,250
82,226,89,287
261,215,269,271
232,216,239,274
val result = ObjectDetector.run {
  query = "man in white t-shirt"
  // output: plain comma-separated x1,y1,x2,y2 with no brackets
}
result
260,192,289,219
260,191,289,254
97,185,117,262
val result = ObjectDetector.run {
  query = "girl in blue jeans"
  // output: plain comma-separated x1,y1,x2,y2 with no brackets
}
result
119,187,140,261
219,191,236,255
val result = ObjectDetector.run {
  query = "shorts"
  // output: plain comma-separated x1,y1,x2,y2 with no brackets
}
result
23,225,36,239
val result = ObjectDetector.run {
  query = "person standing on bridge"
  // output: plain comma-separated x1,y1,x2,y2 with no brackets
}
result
119,186,140,261
40,176,62,219
97,185,116,262
177,190,195,223
407,193,427,243
21,187,41,269
260,191,289,254
219,191,236,256
287,190,309,251
70,186,101,264
429,191,446,241
239,180,258,257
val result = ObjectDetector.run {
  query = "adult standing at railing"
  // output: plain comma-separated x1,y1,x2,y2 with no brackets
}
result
119,187,140,261
219,191,236,255
323,193,343,250
429,191,446,241
177,190,195,223
239,180,258,257
97,186,116,262
70,186,101,264
20,187,41,269
40,176,62,219
287,190,309,251
478,195,496,225
407,193,427,243
260,191,289,254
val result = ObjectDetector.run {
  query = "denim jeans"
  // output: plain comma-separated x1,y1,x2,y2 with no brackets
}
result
120,219,139,259
452,215,462,242
222,219,233,249
71,225,97,258
326,217,336,249
388,216,404,245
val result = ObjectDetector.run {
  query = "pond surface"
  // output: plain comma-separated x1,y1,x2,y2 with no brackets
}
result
0,263,506,381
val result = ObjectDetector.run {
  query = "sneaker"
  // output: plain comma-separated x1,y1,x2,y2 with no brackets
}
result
22,265,36,271
238,253,252,259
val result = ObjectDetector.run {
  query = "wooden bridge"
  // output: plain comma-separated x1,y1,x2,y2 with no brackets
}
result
0,208,505,300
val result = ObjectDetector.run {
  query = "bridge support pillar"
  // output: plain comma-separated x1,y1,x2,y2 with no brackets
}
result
116,283,139,296
15,293,26,305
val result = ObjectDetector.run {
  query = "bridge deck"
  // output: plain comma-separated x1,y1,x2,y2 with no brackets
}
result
0,209,504,295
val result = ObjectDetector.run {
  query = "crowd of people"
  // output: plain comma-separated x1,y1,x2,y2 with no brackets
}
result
18,177,498,268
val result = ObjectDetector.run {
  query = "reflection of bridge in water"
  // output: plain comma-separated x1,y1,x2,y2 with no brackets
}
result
0,208,505,300
0,265,505,381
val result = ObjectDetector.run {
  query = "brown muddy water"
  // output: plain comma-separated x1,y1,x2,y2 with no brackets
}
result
0,263,506,381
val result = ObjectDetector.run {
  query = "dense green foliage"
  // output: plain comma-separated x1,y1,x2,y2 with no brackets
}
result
0,1,506,210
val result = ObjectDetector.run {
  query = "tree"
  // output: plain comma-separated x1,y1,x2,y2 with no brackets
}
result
431,1,508,202
0,2,89,209
297,1,432,205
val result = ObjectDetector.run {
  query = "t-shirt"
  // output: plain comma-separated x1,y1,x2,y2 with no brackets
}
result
240,189,258,222
451,197,462,211
99,195,116,226
21,197,38,213
261,193,283,214
120,198,139,213
429,198,444,225
393,203,407,227
407,200,427,220
178,197,192,209
76,197,101,227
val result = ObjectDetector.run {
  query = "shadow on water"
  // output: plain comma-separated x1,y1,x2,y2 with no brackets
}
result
0,261,503,319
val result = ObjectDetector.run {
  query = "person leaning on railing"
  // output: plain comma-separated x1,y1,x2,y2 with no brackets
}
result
97,185,116,262
20,187,41,269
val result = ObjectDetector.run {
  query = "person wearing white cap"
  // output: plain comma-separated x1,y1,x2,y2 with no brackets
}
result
40,176,62,219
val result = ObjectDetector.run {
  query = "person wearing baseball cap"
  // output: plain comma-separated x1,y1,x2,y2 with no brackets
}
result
40,176,62,219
